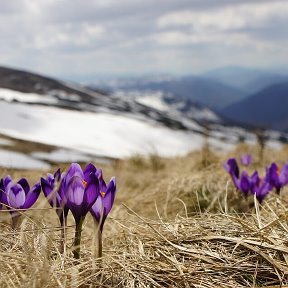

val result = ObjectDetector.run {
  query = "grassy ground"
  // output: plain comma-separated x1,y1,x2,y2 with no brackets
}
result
0,144,287,287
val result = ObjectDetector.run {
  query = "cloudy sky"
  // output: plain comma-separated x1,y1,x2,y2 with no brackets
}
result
1,0,288,81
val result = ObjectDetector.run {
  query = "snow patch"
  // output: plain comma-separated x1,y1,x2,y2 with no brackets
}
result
0,88,58,105
0,149,50,170
32,149,92,163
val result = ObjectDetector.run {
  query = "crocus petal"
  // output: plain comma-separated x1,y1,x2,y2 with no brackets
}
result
0,179,8,206
4,175,13,189
90,196,103,223
23,183,41,209
0,179,3,209
7,184,26,209
239,172,250,196
66,163,84,184
102,177,116,215
18,178,30,195
67,176,85,206
41,177,62,207
96,169,107,192
66,176,85,221
224,158,240,189
58,172,67,201
41,177,53,198
83,163,97,181
0,178,5,209
82,174,99,214
255,181,271,203
0,178,4,191
267,163,281,192
224,158,240,179
47,174,54,186
91,177,116,232
250,171,260,193
279,163,288,186
240,154,252,166
54,168,61,182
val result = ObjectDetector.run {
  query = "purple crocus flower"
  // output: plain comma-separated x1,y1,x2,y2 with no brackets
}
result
224,158,251,196
63,163,100,259
224,158,281,204
41,168,69,220
238,171,251,197
267,162,288,194
41,168,69,253
250,170,273,203
90,169,116,232
65,163,100,223
240,154,253,166
224,158,240,188
89,169,116,258
0,175,41,228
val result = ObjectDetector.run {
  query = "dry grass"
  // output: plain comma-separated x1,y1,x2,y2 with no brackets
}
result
0,144,288,287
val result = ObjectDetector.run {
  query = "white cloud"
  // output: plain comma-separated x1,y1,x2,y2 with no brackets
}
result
153,30,251,46
152,30,280,52
157,1,288,31
0,0,288,78
34,23,104,49
154,1,288,52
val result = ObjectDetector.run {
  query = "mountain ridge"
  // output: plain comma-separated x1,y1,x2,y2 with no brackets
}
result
221,82,288,131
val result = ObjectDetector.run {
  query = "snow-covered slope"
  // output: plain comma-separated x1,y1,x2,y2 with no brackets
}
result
0,100,205,158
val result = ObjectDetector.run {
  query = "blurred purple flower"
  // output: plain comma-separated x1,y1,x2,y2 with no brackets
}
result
250,170,273,203
224,158,240,188
224,158,250,196
267,163,288,194
238,171,251,197
0,175,41,227
240,154,253,166
224,158,273,203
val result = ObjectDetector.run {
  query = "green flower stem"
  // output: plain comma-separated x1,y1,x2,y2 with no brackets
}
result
73,216,84,259
96,226,103,258
11,212,21,230
59,212,67,254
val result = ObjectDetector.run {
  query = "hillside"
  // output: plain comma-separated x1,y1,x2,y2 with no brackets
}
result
0,66,107,101
221,82,288,131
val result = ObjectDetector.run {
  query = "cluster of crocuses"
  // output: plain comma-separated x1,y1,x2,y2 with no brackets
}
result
0,163,116,259
224,154,288,203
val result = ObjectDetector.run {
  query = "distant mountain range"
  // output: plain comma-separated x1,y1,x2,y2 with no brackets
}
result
94,75,247,111
203,66,288,94
92,66,288,131
221,82,288,131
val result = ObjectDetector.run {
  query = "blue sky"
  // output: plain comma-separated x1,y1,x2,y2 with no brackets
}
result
1,0,288,81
